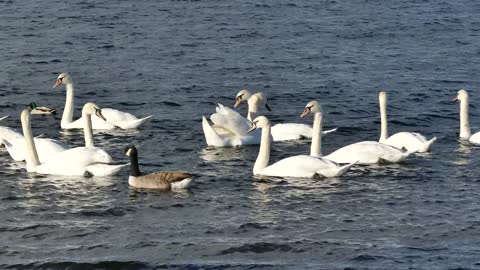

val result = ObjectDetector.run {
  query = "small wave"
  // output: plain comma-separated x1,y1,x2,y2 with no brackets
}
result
2,261,151,270
218,242,303,255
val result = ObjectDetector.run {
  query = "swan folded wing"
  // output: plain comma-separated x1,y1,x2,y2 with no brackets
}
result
101,108,152,129
210,104,251,135
0,127,23,142
326,141,407,164
44,147,112,167
271,123,313,141
4,138,68,162
260,155,340,178
85,163,128,176
384,132,430,152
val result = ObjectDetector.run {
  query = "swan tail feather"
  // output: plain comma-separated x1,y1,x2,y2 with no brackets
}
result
421,136,437,152
86,163,128,176
0,115,9,121
322,127,338,135
336,161,357,176
202,116,224,147
115,115,153,129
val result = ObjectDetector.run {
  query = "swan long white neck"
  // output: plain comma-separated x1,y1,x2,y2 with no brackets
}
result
379,93,389,143
253,124,271,174
21,110,40,171
247,98,258,122
83,113,95,147
310,112,323,157
460,95,471,139
61,81,75,127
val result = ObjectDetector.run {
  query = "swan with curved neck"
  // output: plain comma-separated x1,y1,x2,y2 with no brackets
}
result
1,103,68,161
54,73,153,130
247,115,354,178
20,103,126,176
300,101,323,157
297,100,412,164
202,103,262,147
454,89,480,144
234,89,336,141
378,91,436,152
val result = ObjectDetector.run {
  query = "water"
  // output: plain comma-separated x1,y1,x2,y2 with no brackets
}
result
1,0,480,269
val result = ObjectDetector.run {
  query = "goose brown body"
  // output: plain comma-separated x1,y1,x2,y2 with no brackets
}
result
125,145,193,190
129,171,193,190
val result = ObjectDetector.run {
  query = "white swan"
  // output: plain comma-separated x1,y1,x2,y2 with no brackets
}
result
234,89,337,141
299,101,413,164
2,103,68,162
125,145,193,190
54,73,153,130
454,89,480,144
202,104,262,147
12,104,126,176
378,91,436,152
248,115,354,178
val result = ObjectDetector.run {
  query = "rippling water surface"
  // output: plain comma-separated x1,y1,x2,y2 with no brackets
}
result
2,0,480,269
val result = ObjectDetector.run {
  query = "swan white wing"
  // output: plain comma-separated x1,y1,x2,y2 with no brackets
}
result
3,138,68,162
469,132,480,144
85,163,128,176
101,108,152,129
210,104,251,135
271,123,312,141
326,141,407,164
0,127,23,146
202,116,260,147
259,155,345,178
384,132,434,152
34,147,113,176
62,117,117,130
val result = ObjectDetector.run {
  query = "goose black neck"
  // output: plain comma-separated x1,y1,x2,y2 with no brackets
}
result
129,151,142,177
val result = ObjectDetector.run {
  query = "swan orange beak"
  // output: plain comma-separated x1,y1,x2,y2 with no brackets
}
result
53,79,62,88
234,97,242,108
300,108,310,118
247,122,257,133
95,110,107,121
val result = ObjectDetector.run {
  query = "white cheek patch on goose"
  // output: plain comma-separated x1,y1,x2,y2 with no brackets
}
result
125,148,132,156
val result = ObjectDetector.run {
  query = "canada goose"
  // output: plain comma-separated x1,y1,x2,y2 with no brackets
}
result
124,145,193,190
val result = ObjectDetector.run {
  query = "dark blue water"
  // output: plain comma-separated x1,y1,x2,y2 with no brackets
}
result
2,0,480,269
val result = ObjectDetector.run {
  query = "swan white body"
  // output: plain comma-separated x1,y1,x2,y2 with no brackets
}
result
2,137,68,162
455,89,480,144
17,104,126,176
55,73,153,130
234,90,336,141
300,100,411,165
325,141,411,164
250,116,354,178
202,104,262,147
0,126,22,147
378,91,436,152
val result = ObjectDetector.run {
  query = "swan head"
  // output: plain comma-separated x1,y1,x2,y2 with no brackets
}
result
82,102,107,121
379,91,387,100
247,92,272,113
300,101,321,118
124,145,138,157
247,116,270,133
234,89,252,108
454,89,468,103
53,72,71,88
